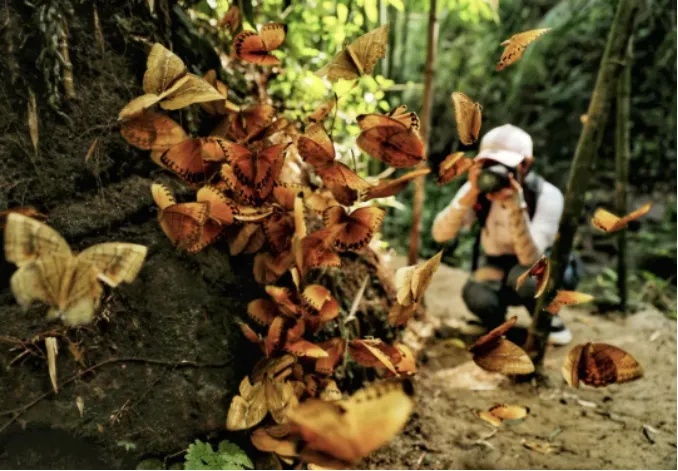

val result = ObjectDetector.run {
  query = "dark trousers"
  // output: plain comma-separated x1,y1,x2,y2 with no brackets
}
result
461,254,580,330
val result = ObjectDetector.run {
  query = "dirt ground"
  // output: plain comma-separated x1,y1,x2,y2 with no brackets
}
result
365,255,677,470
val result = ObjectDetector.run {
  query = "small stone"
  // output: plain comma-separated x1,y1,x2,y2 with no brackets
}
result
136,458,164,470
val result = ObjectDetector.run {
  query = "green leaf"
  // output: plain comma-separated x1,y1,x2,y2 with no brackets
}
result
184,440,252,470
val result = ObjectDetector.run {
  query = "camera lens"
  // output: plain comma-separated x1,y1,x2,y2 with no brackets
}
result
477,165,511,194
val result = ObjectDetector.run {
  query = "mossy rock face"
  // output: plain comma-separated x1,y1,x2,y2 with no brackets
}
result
0,1,255,467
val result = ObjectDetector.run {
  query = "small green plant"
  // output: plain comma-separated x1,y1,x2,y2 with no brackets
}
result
184,439,253,470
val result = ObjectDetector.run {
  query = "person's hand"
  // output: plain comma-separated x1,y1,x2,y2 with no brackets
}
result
468,162,482,192
487,172,523,203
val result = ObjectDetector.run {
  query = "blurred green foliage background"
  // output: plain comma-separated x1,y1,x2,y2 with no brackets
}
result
188,0,676,312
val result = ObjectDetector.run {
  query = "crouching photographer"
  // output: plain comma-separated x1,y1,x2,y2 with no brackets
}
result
432,124,581,345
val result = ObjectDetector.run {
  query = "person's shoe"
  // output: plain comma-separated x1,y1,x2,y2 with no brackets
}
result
548,316,573,346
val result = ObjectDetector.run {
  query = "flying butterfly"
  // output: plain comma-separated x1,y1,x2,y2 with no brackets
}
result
562,342,643,388
200,70,240,115
286,379,414,468
497,28,551,71
468,316,535,375
297,123,370,205
357,107,424,168
118,43,224,120
233,23,287,66
218,5,241,35
437,152,473,185
360,168,431,201
120,111,187,154
315,25,389,82
394,251,443,307
322,205,385,252
451,92,482,146
591,202,652,233
476,404,530,427
545,290,595,315
4,214,147,326
515,255,550,298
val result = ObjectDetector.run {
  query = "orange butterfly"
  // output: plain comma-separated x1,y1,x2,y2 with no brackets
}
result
120,111,187,153
451,92,482,146
545,290,594,315
349,339,402,375
253,250,294,284
263,212,295,253
218,5,241,35
297,123,370,205
497,28,551,71
307,94,337,123
315,338,346,375
356,107,424,168
361,167,431,201
591,203,652,233
562,342,643,388
233,24,287,66
468,316,535,375
322,205,385,252
227,104,289,144
160,137,228,184
437,152,473,185
286,379,414,468
515,255,550,298
151,183,212,252
476,404,530,427
220,142,289,205
227,223,267,255
295,227,343,276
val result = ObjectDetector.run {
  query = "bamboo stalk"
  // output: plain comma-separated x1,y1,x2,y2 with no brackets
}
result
525,0,639,371
407,0,438,265
615,39,633,313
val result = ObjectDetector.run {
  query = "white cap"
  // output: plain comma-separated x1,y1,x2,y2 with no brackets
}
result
474,124,533,167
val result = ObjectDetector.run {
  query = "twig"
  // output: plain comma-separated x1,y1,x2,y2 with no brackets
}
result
344,275,369,325
0,356,232,432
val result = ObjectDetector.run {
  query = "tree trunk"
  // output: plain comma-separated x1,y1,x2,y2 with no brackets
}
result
615,39,633,313
525,0,639,369
408,0,438,265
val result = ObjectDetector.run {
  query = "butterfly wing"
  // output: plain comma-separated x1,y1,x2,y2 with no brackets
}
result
77,243,147,287
357,126,424,168
317,163,370,206
562,343,584,388
298,123,335,167
472,338,535,375
451,92,482,145
497,28,551,71
59,258,104,326
143,43,187,95
158,202,209,250
545,290,594,315
410,251,443,302
4,213,72,267
346,24,389,76
159,73,225,110
586,343,643,386
196,185,238,225
120,111,188,151
234,30,281,66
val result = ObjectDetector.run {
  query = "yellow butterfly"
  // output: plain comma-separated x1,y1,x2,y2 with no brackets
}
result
451,92,482,146
497,28,551,71
4,214,147,326
315,25,389,82
591,203,652,233
118,43,224,120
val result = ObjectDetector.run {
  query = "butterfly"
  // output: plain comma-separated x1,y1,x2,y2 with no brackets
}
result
468,316,535,375
118,43,224,120
545,290,594,315
159,137,229,184
251,425,298,460
315,338,346,376
151,183,218,253
120,111,188,153
4,213,147,326
227,223,267,255
233,23,287,66
562,342,643,388
307,94,338,123
360,167,431,201
0,206,47,229
394,251,443,307
315,25,389,82
437,152,473,184
301,284,340,325
451,92,482,146
220,142,289,205
497,28,551,71
476,404,530,427
356,107,425,168
349,339,402,375
591,202,652,233
322,205,385,252
218,5,241,35
253,250,294,284
515,255,550,298
224,103,277,142
297,123,370,205
286,379,414,468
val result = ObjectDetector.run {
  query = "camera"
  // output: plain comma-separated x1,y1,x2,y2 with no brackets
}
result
476,164,513,194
